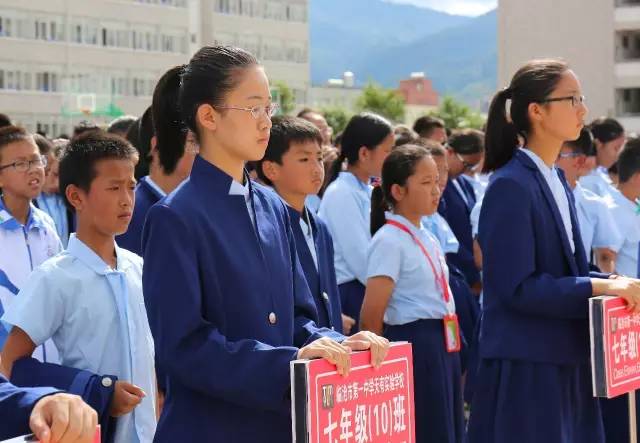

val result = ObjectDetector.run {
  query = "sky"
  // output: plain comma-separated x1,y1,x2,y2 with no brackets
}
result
385,0,497,16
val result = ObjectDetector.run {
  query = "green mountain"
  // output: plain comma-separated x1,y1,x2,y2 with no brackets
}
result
309,0,497,107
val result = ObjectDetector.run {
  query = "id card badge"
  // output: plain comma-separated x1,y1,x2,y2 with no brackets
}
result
443,313,461,353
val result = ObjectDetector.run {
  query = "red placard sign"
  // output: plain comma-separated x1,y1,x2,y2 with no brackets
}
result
291,342,415,443
0,426,100,443
590,296,640,398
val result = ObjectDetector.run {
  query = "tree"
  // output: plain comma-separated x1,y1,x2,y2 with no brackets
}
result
321,106,352,135
355,82,405,122
272,81,296,115
429,96,485,130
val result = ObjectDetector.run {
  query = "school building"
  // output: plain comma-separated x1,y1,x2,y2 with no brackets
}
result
498,0,640,132
0,0,310,137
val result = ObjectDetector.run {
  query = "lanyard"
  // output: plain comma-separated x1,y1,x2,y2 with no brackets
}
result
386,219,451,304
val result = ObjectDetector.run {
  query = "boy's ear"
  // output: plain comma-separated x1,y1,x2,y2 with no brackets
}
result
261,160,280,183
65,184,85,212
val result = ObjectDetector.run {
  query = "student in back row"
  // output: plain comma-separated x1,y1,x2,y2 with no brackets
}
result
0,126,62,363
257,116,346,333
319,113,394,332
1,131,157,442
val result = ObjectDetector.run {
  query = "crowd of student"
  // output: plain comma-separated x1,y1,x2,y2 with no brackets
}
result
1,47,640,443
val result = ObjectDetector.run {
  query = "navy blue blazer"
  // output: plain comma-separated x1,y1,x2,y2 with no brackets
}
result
478,150,608,364
0,373,58,440
287,205,343,333
141,156,344,442
438,175,480,286
10,358,117,442
116,177,164,255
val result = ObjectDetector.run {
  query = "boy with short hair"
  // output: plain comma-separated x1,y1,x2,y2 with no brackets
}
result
257,116,349,333
0,126,61,362
1,131,157,443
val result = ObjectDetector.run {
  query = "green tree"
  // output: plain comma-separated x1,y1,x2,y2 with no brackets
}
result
355,82,405,122
321,106,353,135
272,81,296,115
428,96,485,130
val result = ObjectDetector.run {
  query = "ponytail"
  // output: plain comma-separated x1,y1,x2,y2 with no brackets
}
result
483,88,520,172
370,144,431,236
370,185,389,236
483,59,569,173
327,152,346,188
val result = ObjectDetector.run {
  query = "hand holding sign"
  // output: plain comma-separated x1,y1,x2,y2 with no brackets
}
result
29,393,97,443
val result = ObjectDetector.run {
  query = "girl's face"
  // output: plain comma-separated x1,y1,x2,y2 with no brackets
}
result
531,70,588,144
211,65,273,163
394,155,441,218
361,132,394,178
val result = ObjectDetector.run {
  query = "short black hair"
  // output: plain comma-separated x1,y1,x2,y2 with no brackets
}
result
256,116,322,186
297,107,318,119
125,107,154,179
0,113,12,128
447,129,484,155
33,134,53,156
73,120,101,138
394,124,419,147
563,128,594,156
413,116,445,138
0,126,32,161
59,131,139,211
153,65,188,174
618,136,640,183
107,115,137,136
590,117,624,144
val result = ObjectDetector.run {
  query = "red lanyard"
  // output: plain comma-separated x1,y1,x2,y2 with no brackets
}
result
386,220,451,303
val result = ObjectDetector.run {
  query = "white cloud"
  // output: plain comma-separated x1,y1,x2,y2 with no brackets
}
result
385,0,497,16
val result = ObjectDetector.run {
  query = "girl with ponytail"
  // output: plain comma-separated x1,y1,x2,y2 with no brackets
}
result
361,144,464,443
468,59,640,443
318,112,394,333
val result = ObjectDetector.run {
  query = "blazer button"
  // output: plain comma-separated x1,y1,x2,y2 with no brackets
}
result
101,377,113,388
268,312,277,324
322,292,329,301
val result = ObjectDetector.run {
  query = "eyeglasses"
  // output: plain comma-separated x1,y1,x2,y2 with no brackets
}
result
454,152,481,172
0,155,47,173
540,95,586,108
558,152,585,159
214,103,279,119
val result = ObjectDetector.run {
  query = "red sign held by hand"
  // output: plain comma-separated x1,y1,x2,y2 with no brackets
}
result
291,342,415,443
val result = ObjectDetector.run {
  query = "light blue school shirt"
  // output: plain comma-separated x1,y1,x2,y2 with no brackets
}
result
318,172,372,285
367,212,456,326
573,183,623,257
521,148,575,253
2,234,157,443
306,194,322,213
0,197,62,362
422,212,460,254
36,193,69,248
609,188,640,278
579,166,615,199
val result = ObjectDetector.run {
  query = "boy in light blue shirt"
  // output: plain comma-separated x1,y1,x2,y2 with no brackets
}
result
0,126,62,362
609,138,640,278
1,131,157,443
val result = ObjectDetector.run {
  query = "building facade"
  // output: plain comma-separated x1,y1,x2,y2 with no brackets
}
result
0,0,309,137
498,0,640,132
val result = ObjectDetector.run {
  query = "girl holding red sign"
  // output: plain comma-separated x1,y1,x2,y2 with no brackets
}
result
467,59,640,443
361,144,464,443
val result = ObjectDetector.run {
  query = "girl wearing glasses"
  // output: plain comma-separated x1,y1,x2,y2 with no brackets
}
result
318,113,395,333
467,59,640,443
141,45,389,443
0,126,61,363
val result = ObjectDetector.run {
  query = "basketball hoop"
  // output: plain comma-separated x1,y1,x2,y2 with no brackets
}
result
77,94,96,116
